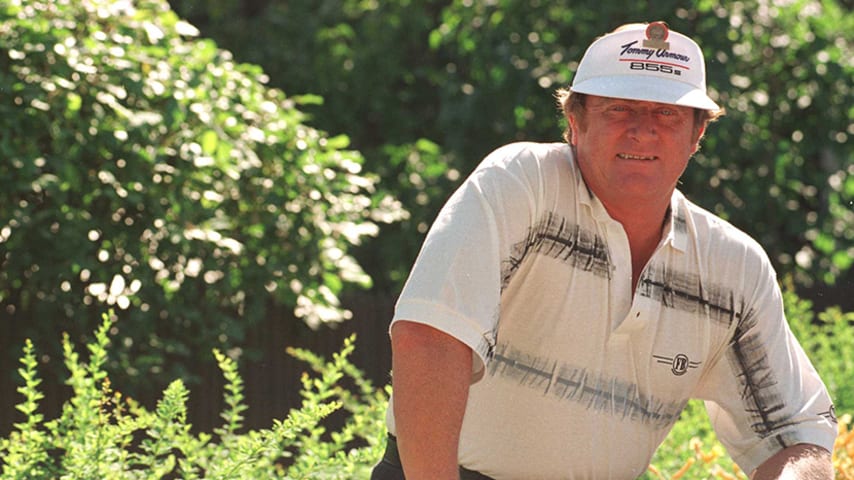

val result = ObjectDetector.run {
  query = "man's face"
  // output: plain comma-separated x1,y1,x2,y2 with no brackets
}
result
569,95,704,208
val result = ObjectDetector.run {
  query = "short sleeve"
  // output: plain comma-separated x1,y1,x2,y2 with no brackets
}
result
390,143,548,382
693,252,837,474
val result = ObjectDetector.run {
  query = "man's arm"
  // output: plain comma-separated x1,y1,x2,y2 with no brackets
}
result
391,320,473,480
750,443,833,479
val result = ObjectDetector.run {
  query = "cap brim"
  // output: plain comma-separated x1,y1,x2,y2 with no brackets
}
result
571,75,720,111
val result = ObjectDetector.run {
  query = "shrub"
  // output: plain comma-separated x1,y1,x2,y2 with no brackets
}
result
0,312,388,479
0,0,404,394
784,278,854,412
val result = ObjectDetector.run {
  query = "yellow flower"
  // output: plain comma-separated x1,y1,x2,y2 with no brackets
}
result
671,457,695,479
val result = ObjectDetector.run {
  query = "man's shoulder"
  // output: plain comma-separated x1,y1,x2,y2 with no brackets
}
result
481,142,572,168
679,195,769,261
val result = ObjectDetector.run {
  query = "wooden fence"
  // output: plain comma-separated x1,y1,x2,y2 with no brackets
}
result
0,291,397,436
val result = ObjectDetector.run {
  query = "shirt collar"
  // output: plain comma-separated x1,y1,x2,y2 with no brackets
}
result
569,148,689,253
661,190,689,252
570,150,611,222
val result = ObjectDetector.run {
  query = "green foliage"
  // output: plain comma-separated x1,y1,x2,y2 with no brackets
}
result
168,0,853,291
0,313,388,479
0,0,401,391
4,340,49,478
785,279,854,412
284,338,390,477
686,0,853,287
646,399,748,479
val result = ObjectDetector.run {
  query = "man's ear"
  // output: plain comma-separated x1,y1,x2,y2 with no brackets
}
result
568,115,579,146
691,123,706,154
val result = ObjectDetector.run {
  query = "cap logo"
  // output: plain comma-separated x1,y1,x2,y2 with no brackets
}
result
569,22,720,110
643,22,670,50
619,41,691,64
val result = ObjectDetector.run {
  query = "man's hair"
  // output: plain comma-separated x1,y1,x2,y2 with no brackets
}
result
554,88,725,144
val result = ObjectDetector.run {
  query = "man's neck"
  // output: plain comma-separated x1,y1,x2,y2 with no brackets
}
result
599,194,671,239
599,196,672,294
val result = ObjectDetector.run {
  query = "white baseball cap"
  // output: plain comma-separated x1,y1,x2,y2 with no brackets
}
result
570,22,720,110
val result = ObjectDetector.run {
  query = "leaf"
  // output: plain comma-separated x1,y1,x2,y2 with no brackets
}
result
200,130,218,155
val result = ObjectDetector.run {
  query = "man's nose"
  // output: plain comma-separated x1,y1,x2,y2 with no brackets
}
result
627,111,658,140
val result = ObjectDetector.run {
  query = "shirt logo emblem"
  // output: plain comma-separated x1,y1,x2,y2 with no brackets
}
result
819,405,838,424
653,353,700,376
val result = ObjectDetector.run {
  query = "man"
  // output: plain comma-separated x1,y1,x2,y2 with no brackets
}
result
372,22,837,479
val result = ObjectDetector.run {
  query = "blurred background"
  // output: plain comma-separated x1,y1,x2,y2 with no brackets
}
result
1,0,851,435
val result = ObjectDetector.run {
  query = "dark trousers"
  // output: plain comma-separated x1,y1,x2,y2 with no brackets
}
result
370,435,494,480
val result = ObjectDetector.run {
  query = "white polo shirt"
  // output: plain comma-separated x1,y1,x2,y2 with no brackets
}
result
386,142,836,479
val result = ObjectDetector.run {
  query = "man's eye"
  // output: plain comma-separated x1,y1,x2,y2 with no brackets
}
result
657,109,677,116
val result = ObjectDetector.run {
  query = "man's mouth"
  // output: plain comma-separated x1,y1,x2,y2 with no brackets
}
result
617,153,658,161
